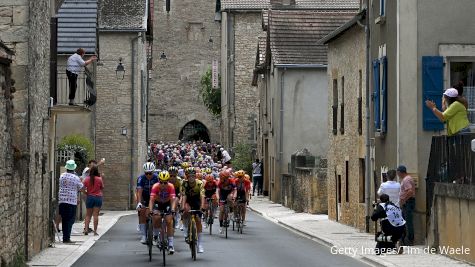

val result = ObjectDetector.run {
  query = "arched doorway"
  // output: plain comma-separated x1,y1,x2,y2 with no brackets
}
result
179,120,210,143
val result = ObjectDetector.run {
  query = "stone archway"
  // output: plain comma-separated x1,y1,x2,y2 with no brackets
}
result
179,120,210,143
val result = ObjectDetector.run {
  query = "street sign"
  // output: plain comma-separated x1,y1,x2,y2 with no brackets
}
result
212,60,219,89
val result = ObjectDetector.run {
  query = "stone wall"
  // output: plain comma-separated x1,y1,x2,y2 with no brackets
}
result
149,0,220,144
0,0,52,264
95,32,148,210
282,159,328,214
326,25,368,231
222,11,263,148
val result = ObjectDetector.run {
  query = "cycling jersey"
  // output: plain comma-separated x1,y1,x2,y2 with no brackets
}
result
150,183,176,203
170,176,183,196
218,179,235,201
181,180,204,210
136,174,159,204
204,180,218,199
235,179,250,202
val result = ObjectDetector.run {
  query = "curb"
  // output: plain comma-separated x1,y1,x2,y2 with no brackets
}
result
59,211,134,267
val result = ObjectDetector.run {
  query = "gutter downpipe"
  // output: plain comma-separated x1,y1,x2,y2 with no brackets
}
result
357,5,372,233
129,33,143,210
279,68,285,203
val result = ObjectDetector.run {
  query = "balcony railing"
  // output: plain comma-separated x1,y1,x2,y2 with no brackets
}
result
426,133,475,213
53,65,96,108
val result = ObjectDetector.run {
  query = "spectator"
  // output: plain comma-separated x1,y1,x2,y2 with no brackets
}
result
252,159,263,196
66,48,96,105
83,166,104,236
425,88,469,136
377,169,400,206
397,165,415,246
452,81,468,109
58,160,85,243
221,147,232,167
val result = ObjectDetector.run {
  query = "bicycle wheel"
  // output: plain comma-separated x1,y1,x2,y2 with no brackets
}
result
161,222,166,266
147,219,153,262
190,218,197,260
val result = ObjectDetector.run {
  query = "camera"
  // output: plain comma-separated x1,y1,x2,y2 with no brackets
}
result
375,232,393,242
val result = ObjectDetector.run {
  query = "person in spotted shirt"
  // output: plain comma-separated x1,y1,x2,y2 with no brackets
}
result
58,160,85,243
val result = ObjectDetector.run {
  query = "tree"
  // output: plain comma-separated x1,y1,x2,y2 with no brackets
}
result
199,68,221,117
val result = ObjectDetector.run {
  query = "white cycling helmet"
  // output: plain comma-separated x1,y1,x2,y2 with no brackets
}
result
143,162,156,172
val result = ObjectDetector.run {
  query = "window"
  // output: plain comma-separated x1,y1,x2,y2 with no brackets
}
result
373,57,388,133
332,79,338,135
345,160,349,202
359,158,365,203
379,0,385,17
141,70,146,122
358,70,363,135
450,61,475,126
340,76,345,134
337,174,342,204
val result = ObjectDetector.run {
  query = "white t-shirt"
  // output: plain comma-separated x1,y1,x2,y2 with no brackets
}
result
222,150,231,163
377,181,401,207
66,53,86,74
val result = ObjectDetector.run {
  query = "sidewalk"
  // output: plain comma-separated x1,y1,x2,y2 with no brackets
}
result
27,210,135,267
249,196,473,267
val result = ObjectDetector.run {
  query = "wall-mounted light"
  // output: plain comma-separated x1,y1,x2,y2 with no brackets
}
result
160,51,167,61
116,57,125,80
121,127,128,136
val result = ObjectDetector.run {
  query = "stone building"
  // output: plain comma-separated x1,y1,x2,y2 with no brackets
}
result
320,10,368,230
253,2,358,203
148,0,221,144
220,0,268,149
0,0,55,264
95,0,151,210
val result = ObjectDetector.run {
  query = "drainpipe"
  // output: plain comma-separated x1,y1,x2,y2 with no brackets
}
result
357,5,373,232
129,33,143,210
279,68,285,202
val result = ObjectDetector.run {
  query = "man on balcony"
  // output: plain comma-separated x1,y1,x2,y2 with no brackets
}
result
66,48,96,105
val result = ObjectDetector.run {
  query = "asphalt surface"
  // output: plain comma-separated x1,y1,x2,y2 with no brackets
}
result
73,211,368,267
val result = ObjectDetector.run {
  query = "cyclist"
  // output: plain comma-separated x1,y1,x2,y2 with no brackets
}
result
217,170,236,234
149,171,176,253
168,166,183,229
234,170,251,226
136,162,159,244
203,174,218,228
181,167,205,253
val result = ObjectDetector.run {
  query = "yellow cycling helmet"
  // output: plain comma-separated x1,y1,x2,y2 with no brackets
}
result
181,162,190,169
158,171,170,182
235,170,245,178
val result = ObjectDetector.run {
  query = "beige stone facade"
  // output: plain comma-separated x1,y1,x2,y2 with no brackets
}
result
0,0,53,264
95,32,148,210
221,11,262,149
149,0,220,143
326,25,368,230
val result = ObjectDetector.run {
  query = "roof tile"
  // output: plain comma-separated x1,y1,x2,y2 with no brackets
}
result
99,0,147,31
222,0,359,10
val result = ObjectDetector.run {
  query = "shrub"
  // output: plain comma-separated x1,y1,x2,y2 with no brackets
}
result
232,143,253,175
57,134,94,165
199,68,221,117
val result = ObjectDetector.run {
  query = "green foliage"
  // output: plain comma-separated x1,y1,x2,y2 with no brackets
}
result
232,143,253,175
199,68,221,117
57,134,94,164
7,249,26,267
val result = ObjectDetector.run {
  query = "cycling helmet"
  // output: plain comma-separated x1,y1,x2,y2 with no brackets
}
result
185,167,196,175
168,166,178,174
159,171,170,182
205,174,214,182
219,170,231,179
204,167,212,174
244,174,251,180
235,170,245,178
143,162,156,172
182,162,190,168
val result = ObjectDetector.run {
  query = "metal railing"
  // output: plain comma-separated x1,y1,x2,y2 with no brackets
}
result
55,65,96,107
426,133,475,213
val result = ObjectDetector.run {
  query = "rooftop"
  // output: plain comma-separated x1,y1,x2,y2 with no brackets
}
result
221,0,360,10
99,0,147,32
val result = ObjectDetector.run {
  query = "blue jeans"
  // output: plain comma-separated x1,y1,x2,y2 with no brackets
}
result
59,203,77,242
402,198,415,244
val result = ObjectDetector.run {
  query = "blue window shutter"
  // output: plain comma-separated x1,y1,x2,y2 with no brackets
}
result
381,57,388,133
422,56,444,131
373,59,380,130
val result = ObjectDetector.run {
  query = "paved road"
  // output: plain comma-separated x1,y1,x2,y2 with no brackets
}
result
73,211,368,267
